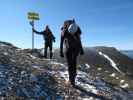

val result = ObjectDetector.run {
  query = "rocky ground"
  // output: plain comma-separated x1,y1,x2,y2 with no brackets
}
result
0,41,133,100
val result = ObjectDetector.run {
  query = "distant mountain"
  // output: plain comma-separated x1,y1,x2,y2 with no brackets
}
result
121,50,133,59
53,47,133,91
53,47,133,75
0,41,133,99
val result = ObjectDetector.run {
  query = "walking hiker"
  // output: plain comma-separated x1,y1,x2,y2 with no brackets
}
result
33,25,55,59
60,19,84,86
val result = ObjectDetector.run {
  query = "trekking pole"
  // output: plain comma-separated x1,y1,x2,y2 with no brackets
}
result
32,20,34,50
27,12,39,50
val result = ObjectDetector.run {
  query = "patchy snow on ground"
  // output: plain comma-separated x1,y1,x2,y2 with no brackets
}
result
97,68,102,71
3,52,8,55
120,80,125,84
85,64,91,69
120,83,129,88
109,73,116,77
98,51,122,73
116,77,119,80
59,71,69,81
28,54,37,59
50,61,65,67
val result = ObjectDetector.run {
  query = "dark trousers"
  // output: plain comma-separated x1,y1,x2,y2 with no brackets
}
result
66,49,78,85
44,42,53,59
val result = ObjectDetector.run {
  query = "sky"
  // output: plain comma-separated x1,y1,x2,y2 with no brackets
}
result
0,0,133,50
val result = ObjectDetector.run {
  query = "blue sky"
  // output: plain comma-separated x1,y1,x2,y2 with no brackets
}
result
0,0,133,50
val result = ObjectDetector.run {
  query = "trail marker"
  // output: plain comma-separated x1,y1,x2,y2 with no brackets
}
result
27,12,39,49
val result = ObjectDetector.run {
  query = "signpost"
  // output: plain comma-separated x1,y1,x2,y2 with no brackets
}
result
27,12,39,49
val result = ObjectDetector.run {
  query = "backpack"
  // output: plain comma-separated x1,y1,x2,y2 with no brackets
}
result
63,20,81,49
68,23,78,35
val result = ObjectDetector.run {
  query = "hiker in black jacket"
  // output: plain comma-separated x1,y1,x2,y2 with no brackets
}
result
33,25,55,59
60,19,84,86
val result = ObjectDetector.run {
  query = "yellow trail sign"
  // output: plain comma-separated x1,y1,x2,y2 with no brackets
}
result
28,12,39,16
28,12,39,20
28,16,39,20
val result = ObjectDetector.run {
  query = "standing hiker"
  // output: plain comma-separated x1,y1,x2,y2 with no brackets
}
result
33,25,55,59
60,19,84,86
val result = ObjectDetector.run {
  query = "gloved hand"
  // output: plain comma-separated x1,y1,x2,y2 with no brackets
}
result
32,28,35,32
53,39,56,42
60,51,64,57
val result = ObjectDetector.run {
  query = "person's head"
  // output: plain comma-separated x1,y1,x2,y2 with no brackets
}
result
63,19,76,29
45,25,49,30
45,25,51,35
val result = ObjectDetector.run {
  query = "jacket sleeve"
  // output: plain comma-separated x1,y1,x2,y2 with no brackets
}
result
51,33,55,41
79,36,84,53
60,31,65,53
33,29,44,35
77,27,84,53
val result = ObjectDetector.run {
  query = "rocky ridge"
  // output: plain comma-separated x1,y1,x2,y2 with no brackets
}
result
0,41,133,99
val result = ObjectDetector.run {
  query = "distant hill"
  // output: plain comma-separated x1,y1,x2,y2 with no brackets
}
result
53,47,133,75
121,50,133,59
0,41,133,99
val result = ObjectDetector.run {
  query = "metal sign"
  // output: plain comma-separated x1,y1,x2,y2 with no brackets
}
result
28,12,39,20
27,12,40,50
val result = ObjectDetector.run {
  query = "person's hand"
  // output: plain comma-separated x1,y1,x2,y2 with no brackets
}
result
53,39,56,42
32,28,34,32
60,52,64,57
32,28,36,33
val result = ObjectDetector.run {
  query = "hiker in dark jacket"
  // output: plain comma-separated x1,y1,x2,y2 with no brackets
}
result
60,19,84,86
33,25,55,59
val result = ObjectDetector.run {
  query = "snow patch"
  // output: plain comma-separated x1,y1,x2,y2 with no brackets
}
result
77,71,89,78
98,51,122,73
32,65,44,71
85,64,91,69
77,82,98,94
59,71,69,81
28,54,37,59
40,49,44,56
3,52,8,55
21,71,26,75
85,97,95,100
97,67,102,71
105,70,109,73
116,77,119,80
50,61,65,67
120,83,129,88
110,73,116,77
120,80,125,84
32,65,39,69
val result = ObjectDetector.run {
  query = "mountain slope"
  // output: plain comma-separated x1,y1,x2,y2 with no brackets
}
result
53,47,133,74
0,41,133,99
95,47,133,75
53,47,133,90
